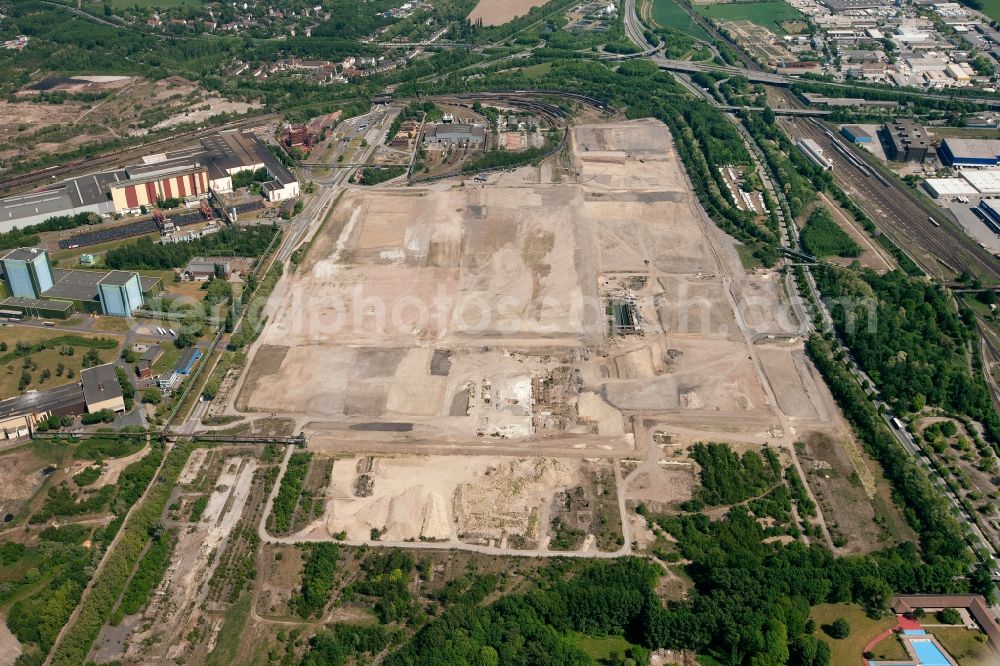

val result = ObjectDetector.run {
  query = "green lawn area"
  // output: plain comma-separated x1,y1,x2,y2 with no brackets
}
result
736,244,765,270
652,0,712,40
695,0,804,32
520,62,553,77
152,345,182,374
973,0,1000,23
568,633,634,661
0,328,123,399
810,603,904,664
932,626,994,666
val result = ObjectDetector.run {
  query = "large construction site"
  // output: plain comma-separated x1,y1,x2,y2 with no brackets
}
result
227,118,853,555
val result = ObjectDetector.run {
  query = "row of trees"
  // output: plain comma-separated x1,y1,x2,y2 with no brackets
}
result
104,224,279,270
269,452,311,534
50,442,193,665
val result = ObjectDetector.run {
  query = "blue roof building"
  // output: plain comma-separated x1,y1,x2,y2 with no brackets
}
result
840,125,872,143
175,348,202,375
939,137,1000,167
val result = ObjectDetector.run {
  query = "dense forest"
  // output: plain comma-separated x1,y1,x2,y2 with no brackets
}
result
813,267,998,439
800,207,861,258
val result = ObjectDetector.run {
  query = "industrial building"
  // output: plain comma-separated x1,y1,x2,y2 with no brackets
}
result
923,177,979,199
109,157,210,214
183,256,232,280
883,120,930,162
0,131,299,231
939,137,1000,167
795,138,833,170
0,171,122,234
0,297,75,320
0,383,86,439
0,247,161,317
0,362,125,438
840,125,873,143
176,348,202,375
97,271,144,316
818,0,882,10
201,131,299,202
924,168,1000,198
1,247,53,298
80,364,126,413
978,198,1000,230
423,123,487,146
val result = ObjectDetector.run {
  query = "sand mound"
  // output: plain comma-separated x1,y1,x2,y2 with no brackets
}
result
421,493,452,540
454,458,573,541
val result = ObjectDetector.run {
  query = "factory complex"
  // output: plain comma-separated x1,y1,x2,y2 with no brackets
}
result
0,247,161,318
0,130,298,233
0,363,125,438
939,137,1000,167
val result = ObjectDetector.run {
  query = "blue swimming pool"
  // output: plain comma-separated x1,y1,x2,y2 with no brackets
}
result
902,629,927,635
911,639,950,666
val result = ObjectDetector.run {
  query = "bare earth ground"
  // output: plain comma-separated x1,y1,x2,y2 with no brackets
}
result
468,0,547,26
236,118,855,554
93,453,259,663
0,620,21,666
0,76,260,161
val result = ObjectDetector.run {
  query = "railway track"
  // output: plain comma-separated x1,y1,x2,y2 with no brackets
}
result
0,112,282,195
783,117,1000,282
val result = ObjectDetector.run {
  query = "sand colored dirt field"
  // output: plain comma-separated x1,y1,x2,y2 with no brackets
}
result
311,455,583,546
756,342,831,421
183,115,864,565
244,120,779,440
243,118,836,467
468,0,547,25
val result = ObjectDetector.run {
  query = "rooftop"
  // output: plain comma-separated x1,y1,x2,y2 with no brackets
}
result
842,125,872,138
0,296,74,312
59,170,124,208
140,344,162,362
80,363,123,407
98,270,139,287
0,382,85,420
1,247,46,263
941,137,1000,159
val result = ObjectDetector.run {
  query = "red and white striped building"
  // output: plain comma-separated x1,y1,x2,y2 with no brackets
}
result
109,159,209,213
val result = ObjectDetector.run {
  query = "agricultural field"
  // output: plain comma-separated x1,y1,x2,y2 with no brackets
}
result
651,0,712,40
468,0,547,25
694,0,805,32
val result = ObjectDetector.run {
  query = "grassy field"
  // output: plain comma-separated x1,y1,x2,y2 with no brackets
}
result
568,633,634,661
932,626,994,666
929,126,1000,140
204,591,252,666
152,345,183,374
972,0,1000,23
0,328,123,399
520,62,553,77
810,603,904,664
694,0,804,31
652,0,712,40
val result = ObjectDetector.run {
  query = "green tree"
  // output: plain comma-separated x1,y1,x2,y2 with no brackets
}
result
825,618,850,639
